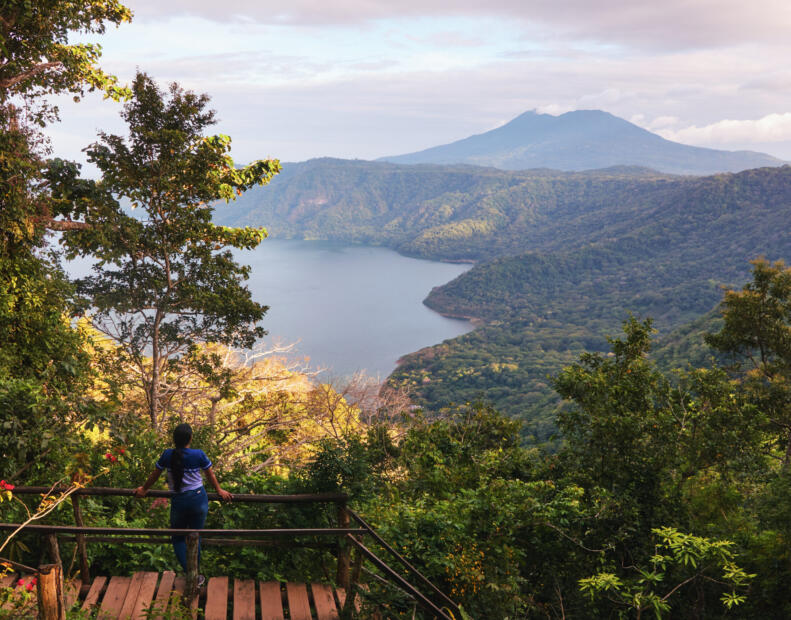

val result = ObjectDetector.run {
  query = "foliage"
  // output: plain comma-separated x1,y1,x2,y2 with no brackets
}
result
580,527,753,619
58,71,280,429
0,0,132,480
0,0,131,105
705,258,791,464
218,156,791,432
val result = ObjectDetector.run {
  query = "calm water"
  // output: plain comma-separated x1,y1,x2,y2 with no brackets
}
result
238,240,472,379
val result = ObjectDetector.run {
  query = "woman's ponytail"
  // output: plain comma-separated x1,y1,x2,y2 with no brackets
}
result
171,423,192,492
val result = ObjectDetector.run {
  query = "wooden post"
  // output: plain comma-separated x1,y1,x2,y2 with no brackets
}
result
37,563,65,620
336,501,350,590
185,532,199,600
341,544,363,619
46,534,62,570
71,494,91,583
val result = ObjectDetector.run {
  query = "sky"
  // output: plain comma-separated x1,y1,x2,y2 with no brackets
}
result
49,0,791,168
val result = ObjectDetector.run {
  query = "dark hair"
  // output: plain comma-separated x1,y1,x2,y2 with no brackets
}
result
171,423,193,492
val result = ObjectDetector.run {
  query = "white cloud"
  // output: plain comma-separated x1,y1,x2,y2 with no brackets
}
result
536,103,575,115
645,116,680,130
659,113,791,145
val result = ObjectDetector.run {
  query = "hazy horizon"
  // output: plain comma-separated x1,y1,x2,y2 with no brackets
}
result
47,0,791,172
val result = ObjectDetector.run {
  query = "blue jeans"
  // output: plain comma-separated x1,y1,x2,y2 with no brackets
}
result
170,486,208,571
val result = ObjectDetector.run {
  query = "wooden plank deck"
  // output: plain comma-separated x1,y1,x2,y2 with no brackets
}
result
0,572,345,619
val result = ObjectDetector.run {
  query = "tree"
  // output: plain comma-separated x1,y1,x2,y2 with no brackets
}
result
552,316,763,569
61,72,281,429
0,0,131,478
705,258,791,464
1,0,131,249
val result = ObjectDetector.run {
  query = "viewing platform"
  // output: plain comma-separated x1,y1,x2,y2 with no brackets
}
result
0,487,458,619
1,570,349,619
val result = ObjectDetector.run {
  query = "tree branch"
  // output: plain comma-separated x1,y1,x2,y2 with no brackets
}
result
39,217,91,231
0,62,62,90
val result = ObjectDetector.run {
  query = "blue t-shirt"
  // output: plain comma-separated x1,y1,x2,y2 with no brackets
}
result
156,448,212,493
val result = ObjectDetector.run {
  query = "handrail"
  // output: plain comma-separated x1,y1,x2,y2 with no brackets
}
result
0,524,364,537
4,487,458,619
346,535,453,620
0,556,36,574
11,486,347,504
348,509,460,618
4,485,352,607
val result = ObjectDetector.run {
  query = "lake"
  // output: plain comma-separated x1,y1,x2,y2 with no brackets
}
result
67,239,472,380
238,239,473,380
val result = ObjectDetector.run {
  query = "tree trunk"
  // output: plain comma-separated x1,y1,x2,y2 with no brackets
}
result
149,313,162,430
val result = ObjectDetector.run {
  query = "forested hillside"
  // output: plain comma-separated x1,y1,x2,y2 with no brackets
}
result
219,158,676,260
225,162,791,434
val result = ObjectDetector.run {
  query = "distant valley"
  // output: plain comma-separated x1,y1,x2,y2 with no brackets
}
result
219,111,791,439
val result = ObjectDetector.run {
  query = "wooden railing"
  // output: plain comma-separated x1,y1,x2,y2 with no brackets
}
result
1,486,458,619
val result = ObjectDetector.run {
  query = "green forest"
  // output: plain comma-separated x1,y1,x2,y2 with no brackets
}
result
224,148,791,438
4,2,791,619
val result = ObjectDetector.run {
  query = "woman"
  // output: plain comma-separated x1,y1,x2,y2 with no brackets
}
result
134,423,232,576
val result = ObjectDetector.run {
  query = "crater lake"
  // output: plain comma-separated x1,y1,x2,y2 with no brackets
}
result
238,239,473,380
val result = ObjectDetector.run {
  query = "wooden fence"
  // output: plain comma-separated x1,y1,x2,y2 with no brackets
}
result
1,486,458,619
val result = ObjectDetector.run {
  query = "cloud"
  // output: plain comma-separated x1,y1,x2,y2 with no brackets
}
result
740,72,791,93
126,0,791,51
658,113,791,145
631,115,680,130
407,30,485,48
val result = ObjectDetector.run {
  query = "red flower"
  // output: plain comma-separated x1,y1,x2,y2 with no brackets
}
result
150,497,169,511
26,582,34,592
0,480,14,491
104,452,112,460
117,447,125,455
31,577,37,585
110,455,118,463
16,578,24,587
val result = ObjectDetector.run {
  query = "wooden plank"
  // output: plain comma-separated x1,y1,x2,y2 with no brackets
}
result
118,571,147,619
1,573,36,615
129,571,159,620
0,575,19,609
147,570,175,620
81,575,107,612
259,581,285,620
204,576,229,620
0,574,16,611
286,582,312,620
98,575,131,619
232,579,256,620
64,578,83,610
312,584,339,620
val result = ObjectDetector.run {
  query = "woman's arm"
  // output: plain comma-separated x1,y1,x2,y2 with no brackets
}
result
134,469,162,497
204,467,233,501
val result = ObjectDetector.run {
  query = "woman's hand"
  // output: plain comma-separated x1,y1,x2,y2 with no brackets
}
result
217,489,233,502
134,486,147,498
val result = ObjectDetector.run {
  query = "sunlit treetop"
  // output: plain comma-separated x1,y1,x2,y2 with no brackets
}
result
0,0,132,123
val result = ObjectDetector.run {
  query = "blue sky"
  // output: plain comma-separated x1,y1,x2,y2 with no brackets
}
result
49,0,791,167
